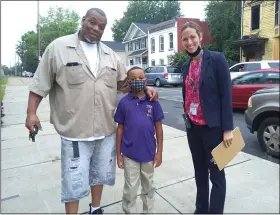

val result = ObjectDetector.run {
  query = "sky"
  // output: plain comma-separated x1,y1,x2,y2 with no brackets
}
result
1,1,207,66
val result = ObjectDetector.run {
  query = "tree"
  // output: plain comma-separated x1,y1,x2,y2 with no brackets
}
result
16,7,80,73
204,0,241,62
168,51,189,68
111,0,182,41
1,65,12,76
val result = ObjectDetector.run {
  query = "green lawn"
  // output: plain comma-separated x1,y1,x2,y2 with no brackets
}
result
1,76,8,100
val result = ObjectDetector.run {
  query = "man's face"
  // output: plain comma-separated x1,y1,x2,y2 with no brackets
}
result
81,12,107,43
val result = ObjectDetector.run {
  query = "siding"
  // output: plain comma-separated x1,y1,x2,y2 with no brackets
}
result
243,1,277,60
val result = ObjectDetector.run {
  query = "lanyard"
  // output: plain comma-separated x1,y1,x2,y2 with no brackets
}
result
188,52,203,94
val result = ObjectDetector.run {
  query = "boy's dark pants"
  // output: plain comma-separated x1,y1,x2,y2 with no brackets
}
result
186,124,226,214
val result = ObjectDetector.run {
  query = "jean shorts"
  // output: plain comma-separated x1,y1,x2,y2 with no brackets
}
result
60,133,116,203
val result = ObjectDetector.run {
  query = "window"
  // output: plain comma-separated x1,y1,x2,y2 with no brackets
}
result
136,57,141,64
275,0,279,25
264,72,280,84
232,73,264,85
159,35,164,52
135,41,140,50
160,59,164,65
151,38,155,53
130,59,134,66
151,60,155,66
230,64,245,72
243,63,261,71
268,62,280,69
251,5,260,30
169,33,174,50
145,68,151,73
156,67,165,73
140,39,146,49
129,42,133,52
167,66,182,74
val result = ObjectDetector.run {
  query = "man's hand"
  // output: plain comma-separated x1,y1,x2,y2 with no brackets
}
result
145,86,158,101
117,154,124,169
25,114,42,133
154,152,162,168
223,130,233,148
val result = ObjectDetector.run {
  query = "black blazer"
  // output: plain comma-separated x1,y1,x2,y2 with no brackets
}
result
182,49,234,131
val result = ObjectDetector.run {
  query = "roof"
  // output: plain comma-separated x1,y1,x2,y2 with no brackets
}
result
128,49,148,57
101,41,125,51
148,19,176,34
134,23,153,34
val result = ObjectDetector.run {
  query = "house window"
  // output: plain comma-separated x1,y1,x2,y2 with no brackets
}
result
129,42,133,51
151,38,155,53
130,59,134,66
136,57,141,65
140,38,146,49
251,4,260,30
275,0,279,25
135,41,140,50
151,60,155,66
159,35,164,52
169,33,174,50
160,59,164,65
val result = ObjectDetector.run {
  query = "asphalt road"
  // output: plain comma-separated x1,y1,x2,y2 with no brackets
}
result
154,86,279,164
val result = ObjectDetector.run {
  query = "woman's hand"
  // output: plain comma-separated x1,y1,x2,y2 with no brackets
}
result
145,86,158,101
223,130,233,148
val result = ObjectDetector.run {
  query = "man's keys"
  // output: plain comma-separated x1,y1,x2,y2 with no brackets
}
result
29,125,39,142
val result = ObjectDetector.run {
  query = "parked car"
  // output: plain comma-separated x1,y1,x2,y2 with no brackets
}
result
231,69,279,109
229,60,279,79
144,65,182,87
245,86,280,158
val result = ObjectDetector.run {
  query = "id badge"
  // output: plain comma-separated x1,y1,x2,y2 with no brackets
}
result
190,103,198,116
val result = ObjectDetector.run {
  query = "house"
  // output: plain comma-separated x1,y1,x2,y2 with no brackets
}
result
101,41,126,64
122,23,153,69
233,0,280,61
147,18,213,66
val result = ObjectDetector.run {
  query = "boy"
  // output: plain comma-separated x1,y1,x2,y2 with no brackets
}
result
114,66,164,214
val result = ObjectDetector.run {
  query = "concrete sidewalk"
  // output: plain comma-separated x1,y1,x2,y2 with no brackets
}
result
1,77,279,214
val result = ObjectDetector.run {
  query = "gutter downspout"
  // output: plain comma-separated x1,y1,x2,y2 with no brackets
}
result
240,0,244,62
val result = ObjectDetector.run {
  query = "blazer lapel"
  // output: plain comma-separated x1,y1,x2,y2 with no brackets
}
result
199,49,210,87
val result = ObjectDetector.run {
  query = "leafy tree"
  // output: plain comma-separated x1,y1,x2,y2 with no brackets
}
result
1,65,12,76
16,7,80,73
112,0,182,41
204,0,241,62
168,51,189,68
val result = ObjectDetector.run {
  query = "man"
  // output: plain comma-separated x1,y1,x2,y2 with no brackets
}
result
25,8,157,214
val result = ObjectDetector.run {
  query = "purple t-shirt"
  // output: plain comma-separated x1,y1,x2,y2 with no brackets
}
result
114,93,164,162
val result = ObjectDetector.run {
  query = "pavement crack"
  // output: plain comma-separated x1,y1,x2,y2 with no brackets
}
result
155,190,182,214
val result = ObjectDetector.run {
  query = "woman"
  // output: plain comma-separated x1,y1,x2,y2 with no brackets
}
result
181,22,234,214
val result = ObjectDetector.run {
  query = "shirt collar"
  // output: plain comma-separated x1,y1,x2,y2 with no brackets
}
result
128,92,147,101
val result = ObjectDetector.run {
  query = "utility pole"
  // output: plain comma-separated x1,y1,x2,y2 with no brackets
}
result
14,52,17,76
37,0,41,62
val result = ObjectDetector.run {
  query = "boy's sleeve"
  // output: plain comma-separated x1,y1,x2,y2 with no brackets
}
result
153,101,164,123
114,100,125,124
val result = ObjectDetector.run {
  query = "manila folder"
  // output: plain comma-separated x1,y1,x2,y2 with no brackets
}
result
211,127,245,171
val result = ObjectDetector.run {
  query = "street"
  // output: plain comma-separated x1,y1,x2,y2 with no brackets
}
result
153,86,279,164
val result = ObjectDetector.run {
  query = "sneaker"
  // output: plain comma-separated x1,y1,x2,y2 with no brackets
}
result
89,204,104,214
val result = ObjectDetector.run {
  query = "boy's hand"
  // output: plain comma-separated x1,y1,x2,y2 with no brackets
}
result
117,154,124,169
153,152,162,168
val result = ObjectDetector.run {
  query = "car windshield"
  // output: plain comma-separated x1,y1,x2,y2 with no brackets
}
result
167,66,181,73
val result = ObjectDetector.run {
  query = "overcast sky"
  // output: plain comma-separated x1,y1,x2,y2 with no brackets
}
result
1,1,207,66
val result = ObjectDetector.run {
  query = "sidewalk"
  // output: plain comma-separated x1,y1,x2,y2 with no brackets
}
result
1,77,279,214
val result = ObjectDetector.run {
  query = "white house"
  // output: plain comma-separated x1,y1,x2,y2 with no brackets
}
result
148,19,178,66
122,22,153,69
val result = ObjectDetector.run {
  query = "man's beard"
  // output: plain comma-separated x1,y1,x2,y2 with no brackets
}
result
84,36,98,44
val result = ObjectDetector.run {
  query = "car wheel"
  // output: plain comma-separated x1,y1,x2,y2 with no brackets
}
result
155,79,161,87
257,117,280,158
